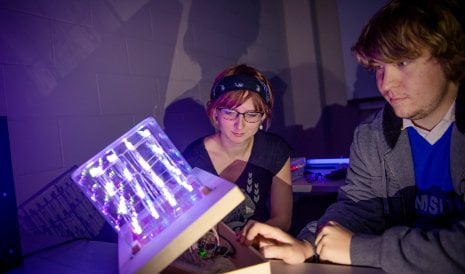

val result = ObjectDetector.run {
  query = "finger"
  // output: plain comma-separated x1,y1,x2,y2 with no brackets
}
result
262,245,306,264
240,220,256,238
236,231,249,245
316,235,323,255
260,244,284,260
237,221,258,245
238,222,259,245
315,222,330,244
315,223,337,245
315,226,328,246
257,235,281,248
318,244,329,262
315,231,322,245
242,219,257,231
241,221,263,242
244,222,291,243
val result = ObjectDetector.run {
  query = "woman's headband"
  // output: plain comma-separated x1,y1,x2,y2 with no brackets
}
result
210,74,270,103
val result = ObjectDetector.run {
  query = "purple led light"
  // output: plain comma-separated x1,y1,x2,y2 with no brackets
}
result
71,117,205,248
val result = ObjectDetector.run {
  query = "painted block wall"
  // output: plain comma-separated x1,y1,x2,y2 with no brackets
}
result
0,0,291,207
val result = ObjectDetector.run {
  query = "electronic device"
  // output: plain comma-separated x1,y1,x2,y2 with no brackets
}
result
306,158,349,181
71,117,245,273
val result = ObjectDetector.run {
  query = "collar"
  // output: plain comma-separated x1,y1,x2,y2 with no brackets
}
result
402,102,455,144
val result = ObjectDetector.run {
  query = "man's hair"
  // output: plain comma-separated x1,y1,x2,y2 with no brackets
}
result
352,0,465,82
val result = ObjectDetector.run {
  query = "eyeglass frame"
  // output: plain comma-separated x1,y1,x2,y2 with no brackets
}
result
216,107,263,123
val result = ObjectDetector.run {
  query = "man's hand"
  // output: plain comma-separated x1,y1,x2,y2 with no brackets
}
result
238,220,314,264
315,221,353,265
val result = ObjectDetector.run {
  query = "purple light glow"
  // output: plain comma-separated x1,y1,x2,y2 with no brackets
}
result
71,117,205,248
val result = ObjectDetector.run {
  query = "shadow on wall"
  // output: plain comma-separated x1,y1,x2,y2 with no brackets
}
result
302,63,382,158
289,65,379,158
163,2,377,159
163,0,261,152
164,98,214,152
268,64,362,159
298,103,360,158
352,65,378,99
273,102,361,159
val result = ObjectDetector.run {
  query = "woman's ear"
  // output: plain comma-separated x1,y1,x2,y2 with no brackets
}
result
213,109,221,128
259,115,266,131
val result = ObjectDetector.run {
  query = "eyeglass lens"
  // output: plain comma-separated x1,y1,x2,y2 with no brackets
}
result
218,108,262,123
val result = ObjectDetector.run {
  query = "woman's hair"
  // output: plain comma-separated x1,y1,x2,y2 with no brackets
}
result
352,0,465,82
206,64,274,130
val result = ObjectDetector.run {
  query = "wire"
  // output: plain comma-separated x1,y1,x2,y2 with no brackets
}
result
218,233,235,258
192,224,236,260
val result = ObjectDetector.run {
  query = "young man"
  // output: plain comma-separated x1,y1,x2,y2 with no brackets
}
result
239,0,465,272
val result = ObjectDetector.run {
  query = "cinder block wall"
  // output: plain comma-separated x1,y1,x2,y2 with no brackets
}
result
0,0,292,205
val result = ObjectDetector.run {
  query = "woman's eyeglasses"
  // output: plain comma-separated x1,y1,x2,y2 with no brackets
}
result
217,108,263,123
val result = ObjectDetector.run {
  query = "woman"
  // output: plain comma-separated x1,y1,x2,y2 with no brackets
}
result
183,64,293,232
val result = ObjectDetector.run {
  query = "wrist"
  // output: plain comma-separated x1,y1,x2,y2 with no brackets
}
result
301,240,315,260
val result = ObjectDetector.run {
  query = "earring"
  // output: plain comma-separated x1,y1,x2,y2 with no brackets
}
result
259,124,263,130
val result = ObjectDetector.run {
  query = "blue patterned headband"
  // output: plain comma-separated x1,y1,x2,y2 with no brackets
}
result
210,74,270,103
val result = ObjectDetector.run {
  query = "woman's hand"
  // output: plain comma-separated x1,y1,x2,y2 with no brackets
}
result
238,220,314,264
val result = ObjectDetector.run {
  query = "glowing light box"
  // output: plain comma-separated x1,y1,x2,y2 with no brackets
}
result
71,117,244,273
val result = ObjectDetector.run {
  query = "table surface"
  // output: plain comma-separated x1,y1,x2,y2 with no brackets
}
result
7,239,386,274
269,260,385,274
